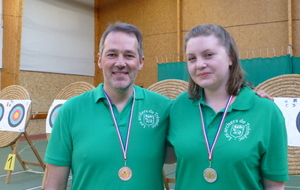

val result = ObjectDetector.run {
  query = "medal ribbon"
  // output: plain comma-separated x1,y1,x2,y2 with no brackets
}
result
104,89,135,161
198,95,233,161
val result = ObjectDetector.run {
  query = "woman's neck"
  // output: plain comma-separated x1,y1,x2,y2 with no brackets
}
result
203,89,233,113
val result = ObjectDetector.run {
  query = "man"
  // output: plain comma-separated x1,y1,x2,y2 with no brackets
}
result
44,22,172,189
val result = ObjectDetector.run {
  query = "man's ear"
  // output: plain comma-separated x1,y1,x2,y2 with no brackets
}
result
138,56,145,71
98,53,102,69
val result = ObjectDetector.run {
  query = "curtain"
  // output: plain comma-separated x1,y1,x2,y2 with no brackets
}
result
158,62,189,81
241,55,292,86
292,56,300,74
20,0,94,76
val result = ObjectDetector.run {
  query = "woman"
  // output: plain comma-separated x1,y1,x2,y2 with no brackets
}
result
167,24,289,189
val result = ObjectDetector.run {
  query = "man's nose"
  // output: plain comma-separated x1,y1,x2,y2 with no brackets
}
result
115,56,126,67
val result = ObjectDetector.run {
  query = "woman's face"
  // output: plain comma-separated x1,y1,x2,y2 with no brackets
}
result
186,35,232,92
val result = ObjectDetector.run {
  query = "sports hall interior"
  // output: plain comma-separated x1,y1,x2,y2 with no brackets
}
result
0,0,299,189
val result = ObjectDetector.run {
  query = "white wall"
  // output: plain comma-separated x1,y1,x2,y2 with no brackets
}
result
20,0,94,76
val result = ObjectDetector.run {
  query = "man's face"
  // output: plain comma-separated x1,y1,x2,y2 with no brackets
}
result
98,31,144,91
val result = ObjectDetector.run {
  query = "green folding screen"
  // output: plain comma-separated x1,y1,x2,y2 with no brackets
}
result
292,56,300,74
157,62,189,82
158,55,299,86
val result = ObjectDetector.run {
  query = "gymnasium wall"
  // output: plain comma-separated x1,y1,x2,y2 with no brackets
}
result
97,0,178,88
182,0,297,59
2,0,299,135
96,0,300,90
20,71,93,135
19,0,94,135
293,1,300,56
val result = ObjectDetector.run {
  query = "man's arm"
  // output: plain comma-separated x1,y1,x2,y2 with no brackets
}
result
263,178,284,190
256,90,274,101
44,163,70,190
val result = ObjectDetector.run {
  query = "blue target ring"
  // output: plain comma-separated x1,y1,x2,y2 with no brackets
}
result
0,103,4,122
8,104,25,127
49,104,63,128
296,111,300,133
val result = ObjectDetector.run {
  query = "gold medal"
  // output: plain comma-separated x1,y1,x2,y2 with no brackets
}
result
203,168,217,183
118,166,132,181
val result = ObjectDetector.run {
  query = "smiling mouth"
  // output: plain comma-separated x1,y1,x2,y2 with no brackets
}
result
113,72,128,75
199,72,210,77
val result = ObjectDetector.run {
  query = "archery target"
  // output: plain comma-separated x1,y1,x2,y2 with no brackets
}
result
0,100,31,132
49,104,62,128
46,99,67,133
8,104,25,127
0,103,4,122
274,98,300,147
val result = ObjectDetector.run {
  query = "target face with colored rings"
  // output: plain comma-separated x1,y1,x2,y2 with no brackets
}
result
8,104,25,127
49,104,63,128
0,103,4,122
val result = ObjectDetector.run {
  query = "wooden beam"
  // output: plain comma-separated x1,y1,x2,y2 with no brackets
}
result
177,0,183,62
288,0,293,56
1,0,23,89
94,0,103,86
31,111,48,120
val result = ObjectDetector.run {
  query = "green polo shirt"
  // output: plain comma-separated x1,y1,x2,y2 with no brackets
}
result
45,84,173,190
168,86,289,190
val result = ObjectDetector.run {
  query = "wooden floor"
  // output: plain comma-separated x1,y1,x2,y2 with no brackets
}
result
0,135,299,190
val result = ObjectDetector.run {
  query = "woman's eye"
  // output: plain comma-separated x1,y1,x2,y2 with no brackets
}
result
205,53,213,57
188,57,196,61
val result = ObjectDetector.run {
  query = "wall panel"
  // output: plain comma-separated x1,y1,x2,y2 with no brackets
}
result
293,1,300,56
20,71,93,135
97,0,177,88
182,0,289,59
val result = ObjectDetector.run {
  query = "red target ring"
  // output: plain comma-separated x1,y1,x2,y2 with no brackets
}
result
8,104,25,127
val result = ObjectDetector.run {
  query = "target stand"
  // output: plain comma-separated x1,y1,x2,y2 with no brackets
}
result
0,85,46,184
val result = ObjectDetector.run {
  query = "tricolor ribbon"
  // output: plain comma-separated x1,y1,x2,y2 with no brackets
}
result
104,89,136,160
198,95,233,161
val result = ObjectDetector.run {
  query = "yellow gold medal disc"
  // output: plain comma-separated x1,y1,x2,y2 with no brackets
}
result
203,168,217,183
118,166,132,181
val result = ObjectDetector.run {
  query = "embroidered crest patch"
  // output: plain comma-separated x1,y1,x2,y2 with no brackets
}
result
138,110,159,128
224,119,250,141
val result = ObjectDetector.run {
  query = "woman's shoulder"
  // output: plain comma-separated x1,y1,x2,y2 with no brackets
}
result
173,91,193,105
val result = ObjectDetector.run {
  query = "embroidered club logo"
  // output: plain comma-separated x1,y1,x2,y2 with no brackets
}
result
138,110,159,128
230,125,245,138
224,119,250,141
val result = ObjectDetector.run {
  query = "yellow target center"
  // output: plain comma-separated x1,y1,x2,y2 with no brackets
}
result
14,112,19,119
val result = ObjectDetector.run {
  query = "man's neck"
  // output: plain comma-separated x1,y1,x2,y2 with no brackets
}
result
103,85,134,113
